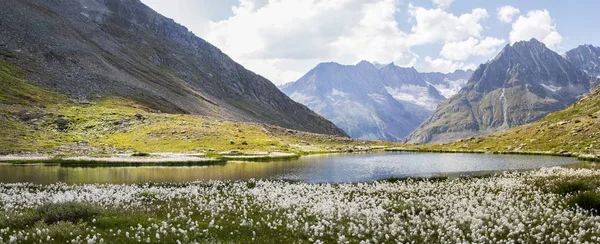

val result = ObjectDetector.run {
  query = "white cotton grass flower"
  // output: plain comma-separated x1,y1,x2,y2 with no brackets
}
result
1,167,600,242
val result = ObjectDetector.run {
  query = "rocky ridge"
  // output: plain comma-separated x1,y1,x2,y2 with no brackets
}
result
405,39,598,144
0,0,346,136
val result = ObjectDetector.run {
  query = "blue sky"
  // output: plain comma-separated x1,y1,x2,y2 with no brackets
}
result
141,0,599,85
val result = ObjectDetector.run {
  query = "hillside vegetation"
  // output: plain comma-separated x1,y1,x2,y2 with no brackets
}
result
404,85,600,157
0,0,347,136
0,60,394,156
405,39,597,144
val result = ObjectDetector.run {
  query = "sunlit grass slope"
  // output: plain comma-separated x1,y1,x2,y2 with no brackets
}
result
0,60,395,155
405,86,600,157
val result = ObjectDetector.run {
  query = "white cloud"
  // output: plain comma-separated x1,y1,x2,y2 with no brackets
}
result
440,37,506,61
145,0,507,81
331,0,417,66
432,0,454,9
206,0,416,84
497,5,520,23
142,0,212,35
418,57,476,73
242,59,305,84
407,5,489,46
509,10,563,49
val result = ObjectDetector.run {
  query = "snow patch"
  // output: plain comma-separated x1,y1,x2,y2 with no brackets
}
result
432,79,468,98
368,93,387,104
331,89,349,98
541,84,561,92
289,92,316,104
385,86,439,111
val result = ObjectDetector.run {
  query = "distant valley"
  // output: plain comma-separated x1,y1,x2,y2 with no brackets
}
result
282,39,600,145
280,61,472,141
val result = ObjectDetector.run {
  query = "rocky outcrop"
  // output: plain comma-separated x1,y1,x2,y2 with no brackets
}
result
564,44,600,81
0,0,347,136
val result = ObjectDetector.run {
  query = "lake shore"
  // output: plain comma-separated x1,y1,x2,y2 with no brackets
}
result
0,147,394,166
386,147,600,162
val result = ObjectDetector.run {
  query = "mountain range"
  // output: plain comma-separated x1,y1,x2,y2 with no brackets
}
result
0,0,346,137
3,0,600,149
280,61,472,141
405,39,599,144
564,44,600,78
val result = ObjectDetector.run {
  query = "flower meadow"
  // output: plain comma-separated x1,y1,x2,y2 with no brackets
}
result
2,167,600,243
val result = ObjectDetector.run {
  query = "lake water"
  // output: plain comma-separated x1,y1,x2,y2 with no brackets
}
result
0,152,579,184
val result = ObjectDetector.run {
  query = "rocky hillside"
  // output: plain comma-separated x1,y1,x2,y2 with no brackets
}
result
0,59,393,155
565,44,600,79
405,39,598,144
0,0,346,136
280,61,472,141
419,84,600,156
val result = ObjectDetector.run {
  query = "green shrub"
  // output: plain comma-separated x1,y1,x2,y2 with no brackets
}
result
569,191,600,213
131,152,150,157
0,202,102,228
554,180,593,195
39,221,85,242
0,210,41,228
36,202,101,224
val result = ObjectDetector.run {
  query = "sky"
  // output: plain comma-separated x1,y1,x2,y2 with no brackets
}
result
141,0,600,85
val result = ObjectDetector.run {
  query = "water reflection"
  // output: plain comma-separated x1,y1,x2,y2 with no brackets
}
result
0,152,579,184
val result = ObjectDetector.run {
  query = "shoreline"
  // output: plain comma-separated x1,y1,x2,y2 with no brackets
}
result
0,147,392,166
1,147,599,167
386,147,600,162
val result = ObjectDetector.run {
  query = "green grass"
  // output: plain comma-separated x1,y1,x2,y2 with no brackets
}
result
0,59,63,106
3,159,227,167
569,191,600,213
0,202,101,228
0,60,398,156
131,152,151,157
36,202,102,224
553,180,594,195
401,86,600,157
4,170,600,243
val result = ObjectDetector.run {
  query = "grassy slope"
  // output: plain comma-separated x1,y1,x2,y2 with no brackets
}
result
405,86,600,157
0,60,396,155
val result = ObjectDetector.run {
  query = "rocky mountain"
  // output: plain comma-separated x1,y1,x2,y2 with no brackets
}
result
280,61,472,141
428,83,600,156
0,0,346,136
405,38,599,144
564,44,600,79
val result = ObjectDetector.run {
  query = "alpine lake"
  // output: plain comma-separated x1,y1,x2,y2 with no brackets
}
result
0,152,580,184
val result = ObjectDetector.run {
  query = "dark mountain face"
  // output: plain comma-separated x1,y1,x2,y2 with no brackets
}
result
565,44,600,79
0,0,347,136
280,61,472,141
405,39,598,144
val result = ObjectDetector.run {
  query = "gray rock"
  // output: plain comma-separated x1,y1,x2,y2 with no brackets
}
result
564,44,600,83
0,0,346,137
405,38,598,144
